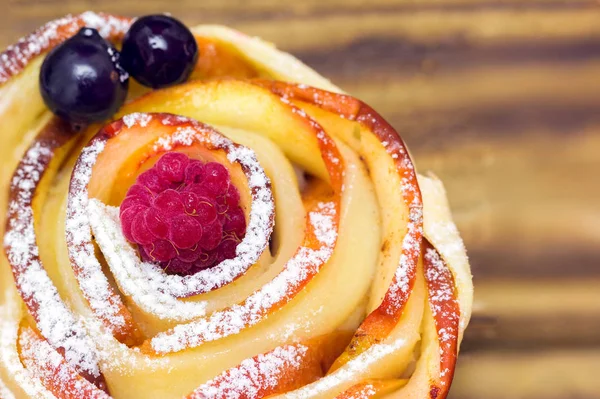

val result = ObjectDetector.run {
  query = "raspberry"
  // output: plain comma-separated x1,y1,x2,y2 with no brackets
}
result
122,184,152,206
144,208,168,239
121,195,147,211
120,204,146,242
168,259,194,275
137,168,170,193
195,251,219,270
223,207,246,238
130,211,154,245
153,189,185,217
119,152,247,276
155,152,189,182
203,163,230,195
144,239,177,262
178,246,202,262
180,191,217,224
225,185,240,208
168,214,202,249
215,238,238,263
198,220,222,251
184,160,205,185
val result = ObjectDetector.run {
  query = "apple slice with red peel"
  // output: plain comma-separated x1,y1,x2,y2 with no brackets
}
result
145,188,339,354
3,118,114,386
422,239,460,399
335,379,408,399
254,80,423,366
186,332,352,399
17,326,110,399
255,81,461,394
115,79,331,180
186,343,320,399
335,240,459,399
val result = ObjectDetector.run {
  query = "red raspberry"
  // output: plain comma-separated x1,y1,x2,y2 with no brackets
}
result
119,153,246,276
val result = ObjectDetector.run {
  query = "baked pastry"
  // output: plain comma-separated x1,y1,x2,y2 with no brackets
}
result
0,12,473,399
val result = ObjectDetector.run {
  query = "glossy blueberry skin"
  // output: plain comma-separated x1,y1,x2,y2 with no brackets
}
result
39,28,129,125
120,15,198,88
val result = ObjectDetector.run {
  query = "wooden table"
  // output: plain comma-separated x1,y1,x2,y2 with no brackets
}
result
4,1,600,398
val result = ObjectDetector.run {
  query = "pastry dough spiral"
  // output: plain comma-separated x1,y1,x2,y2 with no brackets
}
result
0,13,472,399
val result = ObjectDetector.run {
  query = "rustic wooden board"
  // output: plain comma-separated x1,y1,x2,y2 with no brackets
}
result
3,1,600,398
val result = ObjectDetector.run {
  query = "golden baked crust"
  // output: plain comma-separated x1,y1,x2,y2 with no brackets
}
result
0,12,472,399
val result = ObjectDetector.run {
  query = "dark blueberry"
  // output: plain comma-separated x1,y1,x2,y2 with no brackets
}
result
39,28,129,125
120,15,198,88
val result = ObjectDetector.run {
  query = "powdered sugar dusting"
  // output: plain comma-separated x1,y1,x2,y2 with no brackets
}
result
0,294,54,399
18,329,110,399
153,125,196,151
188,344,308,399
341,384,377,399
284,339,406,399
0,12,130,84
82,316,168,373
150,201,337,353
355,384,376,399
378,138,423,315
426,220,467,281
122,112,152,128
309,203,336,246
3,141,100,378
424,245,459,388
80,11,131,39
67,139,129,327
384,203,423,314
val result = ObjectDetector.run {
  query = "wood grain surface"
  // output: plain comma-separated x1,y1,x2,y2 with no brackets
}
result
3,1,600,398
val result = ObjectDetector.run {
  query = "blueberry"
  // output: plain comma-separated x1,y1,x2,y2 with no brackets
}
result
120,15,198,88
39,28,129,125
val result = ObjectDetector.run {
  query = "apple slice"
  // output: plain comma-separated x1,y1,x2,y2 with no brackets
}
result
338,241,459,399
335,379,408,399
3,118,109,385
17,326,109,399
189,37,259,81
254,80,423,365
256,82,463,395
187,343,320,399
80,130,377,398
422,240,460,399
115,80,330,180
186,332,351,399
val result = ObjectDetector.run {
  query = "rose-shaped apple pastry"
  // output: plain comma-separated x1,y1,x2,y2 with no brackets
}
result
0,12,472,399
